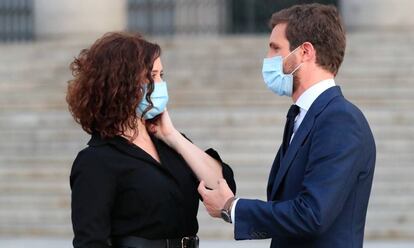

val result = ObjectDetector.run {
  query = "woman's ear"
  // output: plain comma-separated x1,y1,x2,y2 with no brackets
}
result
145,122,157,134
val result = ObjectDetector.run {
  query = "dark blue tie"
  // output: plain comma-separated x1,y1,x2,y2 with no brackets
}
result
282,104,300,156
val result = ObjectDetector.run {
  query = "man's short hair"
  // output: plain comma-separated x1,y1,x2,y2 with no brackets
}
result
270,3,346,75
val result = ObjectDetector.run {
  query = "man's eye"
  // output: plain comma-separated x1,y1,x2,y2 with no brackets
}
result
270,44,279,51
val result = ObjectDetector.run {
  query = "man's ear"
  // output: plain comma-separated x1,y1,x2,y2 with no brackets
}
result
301,42,316,63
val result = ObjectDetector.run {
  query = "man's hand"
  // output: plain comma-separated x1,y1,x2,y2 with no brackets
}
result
198,178,235,218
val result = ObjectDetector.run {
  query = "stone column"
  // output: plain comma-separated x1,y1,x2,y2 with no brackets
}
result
34,0,127,40
174,0,227,34
340,0,414,30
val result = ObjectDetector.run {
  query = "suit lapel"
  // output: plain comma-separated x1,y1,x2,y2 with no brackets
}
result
267,147,282,200
110,136,160,165
151,135,185,186
270,114,315,199
108,136,179,181
270,86,343,199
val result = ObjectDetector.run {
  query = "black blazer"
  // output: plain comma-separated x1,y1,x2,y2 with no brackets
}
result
70,133,236,248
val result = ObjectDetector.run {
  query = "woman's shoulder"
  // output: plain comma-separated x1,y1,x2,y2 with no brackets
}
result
69,145,120,196
70,145,118,175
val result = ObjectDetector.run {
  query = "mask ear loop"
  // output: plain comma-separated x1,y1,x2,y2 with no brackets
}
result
284,45,303,75
290,63,302,75
284,46,301,60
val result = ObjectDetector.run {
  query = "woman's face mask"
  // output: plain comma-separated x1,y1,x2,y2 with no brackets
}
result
136,81,169,120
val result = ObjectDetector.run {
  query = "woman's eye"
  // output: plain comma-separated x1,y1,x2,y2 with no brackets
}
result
160,73,164,79
151,74,156,79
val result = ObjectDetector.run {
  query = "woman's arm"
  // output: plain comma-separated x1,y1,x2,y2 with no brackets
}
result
167,129,224,189
70,150,115,248
147,110,224,189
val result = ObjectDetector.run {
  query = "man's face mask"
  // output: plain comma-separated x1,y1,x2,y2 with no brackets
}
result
262,46,302,97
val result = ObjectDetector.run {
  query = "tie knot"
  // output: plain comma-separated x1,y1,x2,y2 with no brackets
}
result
287,104,300,118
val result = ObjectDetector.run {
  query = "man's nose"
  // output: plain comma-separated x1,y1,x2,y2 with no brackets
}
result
266,50,277,58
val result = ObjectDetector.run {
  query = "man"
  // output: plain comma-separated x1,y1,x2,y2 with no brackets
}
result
198,3,376,248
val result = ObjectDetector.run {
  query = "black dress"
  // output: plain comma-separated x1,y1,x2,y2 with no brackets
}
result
70,133,236,248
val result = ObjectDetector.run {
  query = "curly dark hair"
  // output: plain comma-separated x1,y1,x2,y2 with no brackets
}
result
66,32,161,139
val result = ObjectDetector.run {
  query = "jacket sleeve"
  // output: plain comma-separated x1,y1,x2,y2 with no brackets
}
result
70,149,116,248
234,108,371,239
204,148,237,194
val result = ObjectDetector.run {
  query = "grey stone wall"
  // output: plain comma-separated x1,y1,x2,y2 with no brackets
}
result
341,0,414,30
34,0,126,39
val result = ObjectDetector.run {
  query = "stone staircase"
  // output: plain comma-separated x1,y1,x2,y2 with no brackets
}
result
0,31,413,240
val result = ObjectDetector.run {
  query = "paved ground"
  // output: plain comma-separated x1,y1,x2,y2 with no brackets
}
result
0,239,413,248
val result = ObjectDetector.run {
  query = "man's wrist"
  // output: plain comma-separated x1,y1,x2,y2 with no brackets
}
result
230,198,239,224
221,197,237,223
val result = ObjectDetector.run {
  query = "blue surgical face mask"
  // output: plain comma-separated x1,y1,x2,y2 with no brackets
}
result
136,81,169,120
262,47,302,97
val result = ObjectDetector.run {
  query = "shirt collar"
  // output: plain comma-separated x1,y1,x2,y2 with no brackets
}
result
295,78,336,111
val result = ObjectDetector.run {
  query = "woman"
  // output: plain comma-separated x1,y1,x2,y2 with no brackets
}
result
66,32,236,248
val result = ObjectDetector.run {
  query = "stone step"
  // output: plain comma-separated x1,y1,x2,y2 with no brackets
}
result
1,81,413,107
0,106,413,129
1,98,412,111
2,61,414,90
0,194,69,209
1,31,413,239
1,56,411,84
1,64,414,87
1,186,412,227
1,186,412,212
0,139,411,158
0,138,412,157
4,53,413,72
0,160,410,191
2,79,414,93
3,204,414,239
0,196,412,225
0,32,411,61
0,147,410,165
0,226,71,237
1,124,413,146
0,149,406,166
0,175,410,197
1,176,413,197
1,82,413,108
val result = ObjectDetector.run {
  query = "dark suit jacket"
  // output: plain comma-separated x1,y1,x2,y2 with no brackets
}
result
234,86,376,248
70,133,236,248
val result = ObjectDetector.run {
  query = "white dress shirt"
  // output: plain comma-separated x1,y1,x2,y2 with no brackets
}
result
230,78,336,224
291,78,336,141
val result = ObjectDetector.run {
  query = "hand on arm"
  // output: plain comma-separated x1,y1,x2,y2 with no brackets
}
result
197,179,235,218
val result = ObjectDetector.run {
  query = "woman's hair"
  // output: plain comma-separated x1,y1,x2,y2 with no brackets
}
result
66,32,161,139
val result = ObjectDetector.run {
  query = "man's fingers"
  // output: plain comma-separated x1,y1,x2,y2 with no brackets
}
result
218,178,229,189
198,181,208,197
